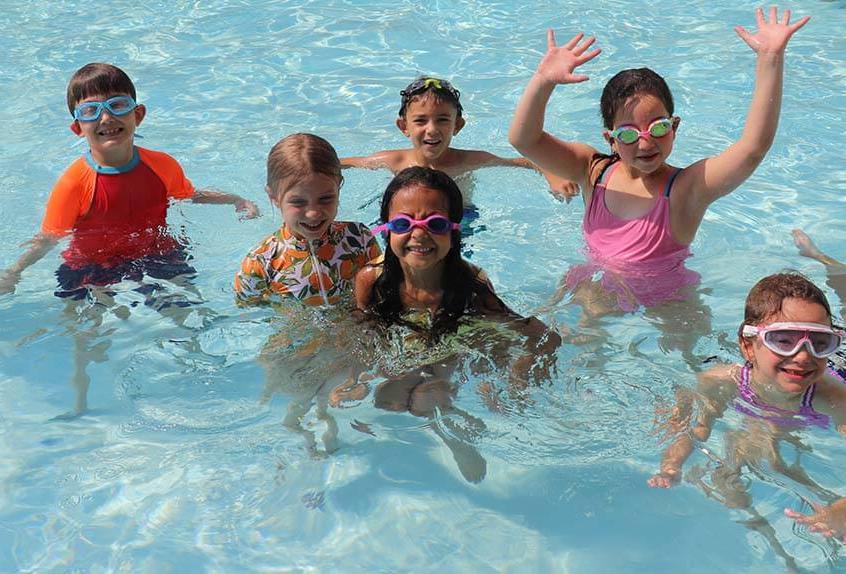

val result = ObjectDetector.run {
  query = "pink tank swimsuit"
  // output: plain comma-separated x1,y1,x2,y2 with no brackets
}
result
565,160,700,311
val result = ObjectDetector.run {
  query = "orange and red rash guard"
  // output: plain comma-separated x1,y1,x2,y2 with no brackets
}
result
41,147,195,268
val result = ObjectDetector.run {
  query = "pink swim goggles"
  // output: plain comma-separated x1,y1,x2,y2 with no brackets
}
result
372,214,459,235
742,322,844,358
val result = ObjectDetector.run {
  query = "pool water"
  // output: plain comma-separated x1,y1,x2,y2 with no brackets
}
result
2,1,846,572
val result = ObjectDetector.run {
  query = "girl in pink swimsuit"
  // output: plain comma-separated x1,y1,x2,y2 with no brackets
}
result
509,7,809,312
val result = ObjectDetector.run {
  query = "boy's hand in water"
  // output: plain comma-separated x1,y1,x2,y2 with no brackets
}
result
235,198,261,220
544,171,580,203
647,465,683,489
785,498,846,543
0,269,21,295
734,6,810,55
535,30,602,85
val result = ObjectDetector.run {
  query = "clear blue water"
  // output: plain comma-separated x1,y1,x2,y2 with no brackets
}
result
1,1,846,572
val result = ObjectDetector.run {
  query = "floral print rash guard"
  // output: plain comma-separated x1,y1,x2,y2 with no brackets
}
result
234,221,381,306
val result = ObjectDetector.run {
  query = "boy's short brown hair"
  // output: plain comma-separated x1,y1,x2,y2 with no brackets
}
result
266,133,342,198
67,63,137,115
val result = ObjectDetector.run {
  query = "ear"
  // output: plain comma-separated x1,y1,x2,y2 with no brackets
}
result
739,335,755,364
672,116,680,133
70,120,82,136
265,184,278,207
133,104,147,127
453,116,465,135
603,131,614,148
396,117,408,136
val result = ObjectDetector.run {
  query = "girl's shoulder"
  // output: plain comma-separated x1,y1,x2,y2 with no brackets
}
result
698,363,741,390
817,368,846,399
353,258,383,310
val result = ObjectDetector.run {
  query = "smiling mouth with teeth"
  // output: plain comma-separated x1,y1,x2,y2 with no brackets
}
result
301,221,325,230
406,245,434,254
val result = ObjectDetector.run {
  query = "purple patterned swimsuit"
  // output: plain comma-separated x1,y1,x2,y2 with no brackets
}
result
734,363,831,429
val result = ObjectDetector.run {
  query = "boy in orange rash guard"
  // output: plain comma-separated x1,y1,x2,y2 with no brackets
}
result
0,63,259,297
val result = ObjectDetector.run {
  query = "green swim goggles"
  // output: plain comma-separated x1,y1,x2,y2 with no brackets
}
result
399,77,463,116
73,96,137,122
609,117,677,145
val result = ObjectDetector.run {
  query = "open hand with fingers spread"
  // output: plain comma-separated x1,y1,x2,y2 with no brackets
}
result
535,30,602,85
734,6,810,55
785,498,846,544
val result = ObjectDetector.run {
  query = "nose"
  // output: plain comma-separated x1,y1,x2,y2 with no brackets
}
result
637,133,655,147
791,340,816,361
409,224,429,238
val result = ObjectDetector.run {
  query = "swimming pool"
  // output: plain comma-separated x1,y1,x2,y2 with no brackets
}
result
1,0,845,571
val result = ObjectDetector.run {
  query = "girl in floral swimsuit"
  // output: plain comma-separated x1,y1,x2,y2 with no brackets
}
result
235,133,381,306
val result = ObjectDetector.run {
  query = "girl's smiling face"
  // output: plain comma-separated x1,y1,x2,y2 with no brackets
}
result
386,184,454,274
605,93,677,174
741,297,831,395
273,173,340,241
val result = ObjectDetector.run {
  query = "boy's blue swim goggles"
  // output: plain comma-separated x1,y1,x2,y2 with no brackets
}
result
73,96,137,122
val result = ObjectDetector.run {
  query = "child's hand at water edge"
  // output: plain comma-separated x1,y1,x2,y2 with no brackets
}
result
0,270,20,295
535,31,602,86
235,197,261,220
647,465,683,489
734,7,810,55
544,170,580,203
785,498,846,543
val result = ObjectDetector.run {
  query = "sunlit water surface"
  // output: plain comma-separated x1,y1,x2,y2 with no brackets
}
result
1,1,846,572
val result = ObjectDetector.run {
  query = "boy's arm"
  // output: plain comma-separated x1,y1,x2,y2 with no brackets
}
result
0,234,59,295
457,151,581,202
647,366,735,488
340,151,403,171
508,30,602,187
685,7,809,211
191,189,260,219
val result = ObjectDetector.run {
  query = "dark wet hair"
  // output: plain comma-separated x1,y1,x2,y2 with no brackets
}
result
368,167,506,338
398,76,463,118
266,133,343,198
67,63,137,115
600,68,674,129
739,272,833,339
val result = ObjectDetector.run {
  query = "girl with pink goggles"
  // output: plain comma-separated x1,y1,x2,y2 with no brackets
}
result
741,322,844,358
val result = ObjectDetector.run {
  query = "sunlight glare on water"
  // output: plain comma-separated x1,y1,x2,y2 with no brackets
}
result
1,1,845,572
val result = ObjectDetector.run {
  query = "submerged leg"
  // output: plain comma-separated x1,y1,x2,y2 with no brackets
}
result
644,290,713,372
793,229,846,317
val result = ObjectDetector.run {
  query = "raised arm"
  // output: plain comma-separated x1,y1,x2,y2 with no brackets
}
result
508,30,602,188
685,7,810,210
191,188,260,219
0,233,59,295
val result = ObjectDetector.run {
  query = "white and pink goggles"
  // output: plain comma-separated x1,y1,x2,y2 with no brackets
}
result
742,322,844,358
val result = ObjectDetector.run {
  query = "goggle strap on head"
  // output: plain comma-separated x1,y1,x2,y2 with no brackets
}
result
399,77,462,116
